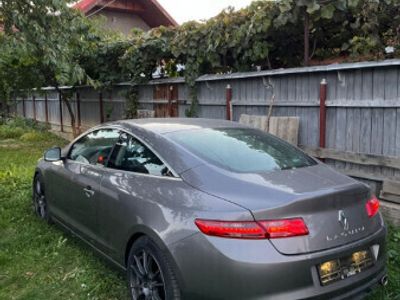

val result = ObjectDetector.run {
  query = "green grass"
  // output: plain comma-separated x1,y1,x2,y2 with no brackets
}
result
0,120,399,299
0,121,128,300
369,225,400,300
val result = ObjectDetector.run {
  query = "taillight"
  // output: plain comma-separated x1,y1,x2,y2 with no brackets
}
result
366,195,380,218
194,218,308,239
194,220,266,239
259,218,309,238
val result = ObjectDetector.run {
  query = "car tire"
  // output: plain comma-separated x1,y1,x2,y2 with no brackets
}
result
127,236,181,300
32,173,52,223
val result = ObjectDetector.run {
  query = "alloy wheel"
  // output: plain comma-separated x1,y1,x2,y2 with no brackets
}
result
33,177,47,218
129,249,166,300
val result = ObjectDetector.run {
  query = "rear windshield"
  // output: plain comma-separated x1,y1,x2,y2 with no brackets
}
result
167,128,316,173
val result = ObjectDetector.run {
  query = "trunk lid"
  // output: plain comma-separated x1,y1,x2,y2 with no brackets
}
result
181,164,382,255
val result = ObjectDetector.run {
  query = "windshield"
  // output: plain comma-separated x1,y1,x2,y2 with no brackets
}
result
167,128,316,173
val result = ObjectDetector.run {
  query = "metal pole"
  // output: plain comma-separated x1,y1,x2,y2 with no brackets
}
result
59,92,64,132
76,92,81,134
32,95,36,121
319,79,327,149
168,85,173,117
226,84,232,121
44,93,49,124
22,96,26,118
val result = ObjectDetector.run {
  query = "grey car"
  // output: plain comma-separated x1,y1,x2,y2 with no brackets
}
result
33,118,387,300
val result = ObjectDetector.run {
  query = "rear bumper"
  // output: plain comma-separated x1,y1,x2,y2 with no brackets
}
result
169,225,386,300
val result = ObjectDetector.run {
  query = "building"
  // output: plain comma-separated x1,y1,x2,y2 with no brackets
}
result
74,0,178,35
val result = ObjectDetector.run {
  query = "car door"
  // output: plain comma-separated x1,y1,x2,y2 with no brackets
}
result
96,131,176,258
48,128,120,243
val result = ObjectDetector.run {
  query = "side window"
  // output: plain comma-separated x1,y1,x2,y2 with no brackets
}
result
108,133,172,177
69,129,120,165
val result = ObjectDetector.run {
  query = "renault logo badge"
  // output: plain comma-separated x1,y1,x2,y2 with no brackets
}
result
338,210,349,231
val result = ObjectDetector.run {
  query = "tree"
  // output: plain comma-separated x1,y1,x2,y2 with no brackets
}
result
0,0,103,136
275,0,359,66
1,0,399,122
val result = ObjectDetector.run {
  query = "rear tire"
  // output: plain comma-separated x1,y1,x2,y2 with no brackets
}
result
32,173,52,223
127,236,181,300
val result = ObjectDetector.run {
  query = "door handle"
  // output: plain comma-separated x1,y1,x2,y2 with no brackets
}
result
83,187,95,198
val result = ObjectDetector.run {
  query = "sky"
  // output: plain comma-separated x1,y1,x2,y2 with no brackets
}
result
157,0,255,24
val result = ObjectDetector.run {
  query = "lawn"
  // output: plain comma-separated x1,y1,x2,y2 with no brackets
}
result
0,119,399,300
0,119,128,300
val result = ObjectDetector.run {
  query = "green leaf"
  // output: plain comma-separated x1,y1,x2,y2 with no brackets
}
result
321,4,335,19
306,2,320,14
278,0,292,13
348,0,360,8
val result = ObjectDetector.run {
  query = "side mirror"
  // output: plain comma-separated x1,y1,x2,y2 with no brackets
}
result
44,147,62,162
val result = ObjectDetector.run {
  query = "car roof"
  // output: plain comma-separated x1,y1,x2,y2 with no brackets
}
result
111,118,247,135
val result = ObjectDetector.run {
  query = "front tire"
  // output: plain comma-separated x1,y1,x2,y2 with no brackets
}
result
127,236,181,300
32,173,51,223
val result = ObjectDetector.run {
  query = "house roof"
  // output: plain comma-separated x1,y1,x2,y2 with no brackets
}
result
73,0,178,27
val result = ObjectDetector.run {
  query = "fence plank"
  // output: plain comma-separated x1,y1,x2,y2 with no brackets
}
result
239,115,299,145
302,146,400,170
361,69,373,101
380,180,400,204
380,201,400,226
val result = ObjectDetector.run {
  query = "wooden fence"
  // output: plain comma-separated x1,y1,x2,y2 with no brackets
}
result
10,59,400,224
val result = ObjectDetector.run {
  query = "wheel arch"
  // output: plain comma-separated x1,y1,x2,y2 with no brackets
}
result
124,232,146,266
124,226,186,293
33,168,43,192
33,168,41,179
124,226,169,266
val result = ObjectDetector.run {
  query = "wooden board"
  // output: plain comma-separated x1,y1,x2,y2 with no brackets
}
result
302,146,400,170
238,114,269,132
239,114,299,145
153,84,179,118
380,180,400,204
137,110,155,119
269,117,300,145
380,200,400,226
338,169,396,182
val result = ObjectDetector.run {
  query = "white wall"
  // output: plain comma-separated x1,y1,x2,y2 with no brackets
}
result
92,10,150,34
